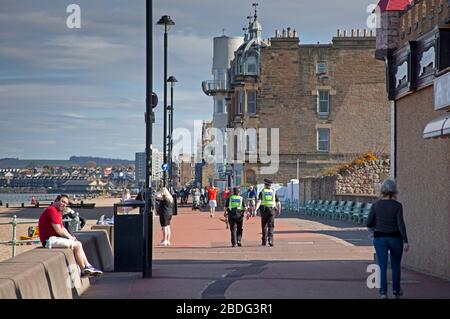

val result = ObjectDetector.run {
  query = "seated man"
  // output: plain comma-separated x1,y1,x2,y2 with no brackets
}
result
38,194,102,276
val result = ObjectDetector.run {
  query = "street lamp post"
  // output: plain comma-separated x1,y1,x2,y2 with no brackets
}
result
144,0,153,278
167,75,178,190
157,15,175,188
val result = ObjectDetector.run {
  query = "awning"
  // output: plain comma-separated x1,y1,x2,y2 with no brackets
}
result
443,116,450,136
423,114,450,139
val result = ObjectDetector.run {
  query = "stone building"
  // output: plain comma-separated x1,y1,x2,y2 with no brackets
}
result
201,32,243,187
223,6,391,185
376,0,450,279
178,154,195,187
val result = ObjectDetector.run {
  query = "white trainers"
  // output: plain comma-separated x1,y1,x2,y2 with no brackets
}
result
159,240,170,246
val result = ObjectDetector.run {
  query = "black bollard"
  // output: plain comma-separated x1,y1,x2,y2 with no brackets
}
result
6,203,9,208
21,203,24,208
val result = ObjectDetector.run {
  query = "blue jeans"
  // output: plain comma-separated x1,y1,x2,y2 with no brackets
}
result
373,237,403,295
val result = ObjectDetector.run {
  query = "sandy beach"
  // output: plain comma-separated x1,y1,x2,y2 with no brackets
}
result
0,196,121,262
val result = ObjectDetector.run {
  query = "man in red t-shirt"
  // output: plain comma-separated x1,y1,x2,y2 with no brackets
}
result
38,194,102,276
207,185,219,218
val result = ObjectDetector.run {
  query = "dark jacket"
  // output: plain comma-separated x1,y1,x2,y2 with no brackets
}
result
366,199,408,243
156,199,173,216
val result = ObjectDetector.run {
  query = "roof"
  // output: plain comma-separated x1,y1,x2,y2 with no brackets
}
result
377,0,412,11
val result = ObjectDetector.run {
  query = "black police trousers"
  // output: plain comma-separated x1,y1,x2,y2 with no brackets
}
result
227,210,244,246
260,207,275,244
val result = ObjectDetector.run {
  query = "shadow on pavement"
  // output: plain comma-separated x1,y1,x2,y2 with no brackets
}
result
82,258,450,299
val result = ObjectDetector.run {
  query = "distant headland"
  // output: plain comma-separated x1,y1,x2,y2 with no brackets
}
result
0,156,134,169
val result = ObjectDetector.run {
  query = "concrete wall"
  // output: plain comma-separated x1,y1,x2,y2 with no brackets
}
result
396,85,450,279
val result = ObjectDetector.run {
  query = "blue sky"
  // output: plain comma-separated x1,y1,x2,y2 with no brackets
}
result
0,0,375,160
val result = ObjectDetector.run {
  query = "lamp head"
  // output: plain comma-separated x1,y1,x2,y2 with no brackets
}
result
157,15,175,32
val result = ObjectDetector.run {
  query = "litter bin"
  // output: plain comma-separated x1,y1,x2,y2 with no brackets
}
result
113,200,145,272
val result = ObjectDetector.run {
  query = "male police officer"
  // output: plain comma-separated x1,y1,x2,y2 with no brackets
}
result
255,179,281,246
224,187,247,247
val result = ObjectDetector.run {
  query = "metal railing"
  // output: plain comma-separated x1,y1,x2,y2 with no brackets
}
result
0,214,81,258
201,80,228,95
282,199,300,213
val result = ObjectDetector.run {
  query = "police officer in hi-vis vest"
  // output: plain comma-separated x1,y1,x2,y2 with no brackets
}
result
255,179,281,246
224,187,248,247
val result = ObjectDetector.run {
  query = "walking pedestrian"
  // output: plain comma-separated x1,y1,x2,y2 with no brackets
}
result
155,187,174,246
255,179,281,247
200,187,206,206
367,178,409,299
207,185,219,218
191,187,201,211
221,186,231,208
224,187,247,247
246,185,257,217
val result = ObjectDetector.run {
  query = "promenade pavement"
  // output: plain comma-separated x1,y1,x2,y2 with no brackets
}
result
82,204,450,299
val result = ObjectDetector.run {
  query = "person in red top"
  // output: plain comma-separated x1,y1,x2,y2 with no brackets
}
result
207,185,219,218
38,194,102,276
222,187,231,205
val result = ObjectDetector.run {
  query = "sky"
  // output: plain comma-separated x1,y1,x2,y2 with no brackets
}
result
0,0,376,160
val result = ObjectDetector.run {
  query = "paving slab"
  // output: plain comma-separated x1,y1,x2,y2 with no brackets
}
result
82,206,450,299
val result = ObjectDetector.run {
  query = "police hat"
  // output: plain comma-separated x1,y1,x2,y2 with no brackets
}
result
263,178,273,185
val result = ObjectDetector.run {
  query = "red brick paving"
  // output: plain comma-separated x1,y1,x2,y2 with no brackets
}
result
82,205,450,299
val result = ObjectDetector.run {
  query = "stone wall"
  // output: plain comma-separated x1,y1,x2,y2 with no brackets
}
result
335,159,391,195
298,159,390,203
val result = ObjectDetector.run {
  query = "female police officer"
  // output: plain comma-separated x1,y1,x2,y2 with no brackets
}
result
224,187,247,247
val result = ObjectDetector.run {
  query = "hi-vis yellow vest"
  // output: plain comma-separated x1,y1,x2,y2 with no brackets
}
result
261,189,276,208
228,195,243,210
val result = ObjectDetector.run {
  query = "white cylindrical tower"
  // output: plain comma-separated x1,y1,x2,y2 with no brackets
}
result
213,36,243,73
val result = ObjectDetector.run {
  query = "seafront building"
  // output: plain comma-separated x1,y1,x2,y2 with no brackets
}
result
375,0,450,279
202,6,391,186
201,31,243,188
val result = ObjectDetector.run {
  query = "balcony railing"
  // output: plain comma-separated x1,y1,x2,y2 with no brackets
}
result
201,80,228,96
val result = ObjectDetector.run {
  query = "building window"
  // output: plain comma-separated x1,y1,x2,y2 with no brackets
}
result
245,169,256,185
247,56,258,75
237,56,244,74
215,69,226,82
215,99,225,114
247,91,256,114
317,128,330,153
316,62,327,75
317,90,330,116
238,92,244,114
246,133,257,153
